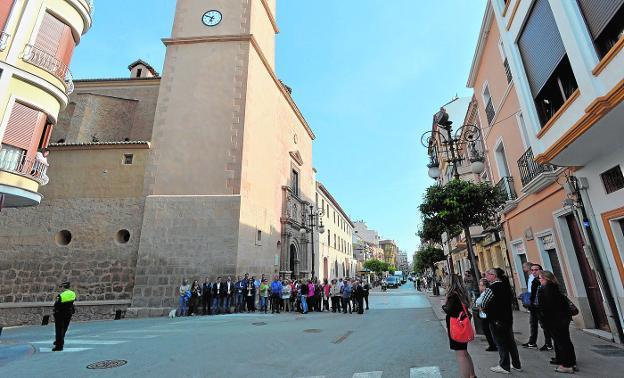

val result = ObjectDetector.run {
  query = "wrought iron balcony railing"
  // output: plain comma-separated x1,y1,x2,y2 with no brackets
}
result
485,98,495,124
0,32,10,51
0,148,49,185
496,176,517,201
503,58,512,84
518,147,555,187
22,44,74,94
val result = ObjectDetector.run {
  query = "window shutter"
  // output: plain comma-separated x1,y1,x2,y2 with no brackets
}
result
34,12,64,56
577,0,624,40
0,0,14,31
2,103,45,152
57,26,75,66
518,0,567,97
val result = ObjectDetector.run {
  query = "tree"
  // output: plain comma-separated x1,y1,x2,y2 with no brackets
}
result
413,245,445,274
387,266,396,275
364,259,388,274
419,179,506,278
418,216,461,245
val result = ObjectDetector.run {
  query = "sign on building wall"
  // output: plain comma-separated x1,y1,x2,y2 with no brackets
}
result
539,234,556,250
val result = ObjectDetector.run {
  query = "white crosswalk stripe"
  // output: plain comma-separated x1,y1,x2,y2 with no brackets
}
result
32,339,127,345
352,371,383,378
38,347,93,353
410,366,442,378
298,367,441,378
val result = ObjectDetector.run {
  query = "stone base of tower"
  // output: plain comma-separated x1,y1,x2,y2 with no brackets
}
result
130,195,241,311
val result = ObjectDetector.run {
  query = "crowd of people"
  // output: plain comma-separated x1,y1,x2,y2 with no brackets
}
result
176,274,371,317
443,264,578,376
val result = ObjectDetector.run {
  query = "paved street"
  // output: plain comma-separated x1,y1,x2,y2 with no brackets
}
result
0,284,458,377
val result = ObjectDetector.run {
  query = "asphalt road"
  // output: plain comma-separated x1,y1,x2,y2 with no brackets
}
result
0,284,458,377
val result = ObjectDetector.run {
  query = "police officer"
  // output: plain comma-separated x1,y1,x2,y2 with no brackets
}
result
52,281,76,351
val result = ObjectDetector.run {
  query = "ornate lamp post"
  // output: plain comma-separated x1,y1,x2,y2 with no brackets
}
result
421,107,486,281
300,205,325,279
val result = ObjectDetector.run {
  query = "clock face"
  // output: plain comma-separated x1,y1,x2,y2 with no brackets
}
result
202,10,222,27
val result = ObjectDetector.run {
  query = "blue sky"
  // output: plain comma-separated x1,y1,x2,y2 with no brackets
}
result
71,0,487,260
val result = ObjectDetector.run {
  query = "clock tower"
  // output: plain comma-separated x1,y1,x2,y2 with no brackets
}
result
130,0,316,314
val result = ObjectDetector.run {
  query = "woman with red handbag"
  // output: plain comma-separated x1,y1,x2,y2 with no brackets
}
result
442,274,476,378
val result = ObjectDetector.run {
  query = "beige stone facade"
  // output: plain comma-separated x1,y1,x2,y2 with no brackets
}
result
0,0,319,325
316,182,354,280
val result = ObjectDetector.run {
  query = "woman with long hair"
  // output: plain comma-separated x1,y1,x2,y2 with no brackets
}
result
538,270,577,373
188,280,201,316
443,274,476,378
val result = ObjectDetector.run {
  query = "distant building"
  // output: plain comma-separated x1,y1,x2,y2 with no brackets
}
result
396,251,409,273
316,182,354,280
380,239,399,267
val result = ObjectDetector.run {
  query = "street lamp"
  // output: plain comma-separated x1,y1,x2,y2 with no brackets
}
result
299,205,325,279
421,107,485,281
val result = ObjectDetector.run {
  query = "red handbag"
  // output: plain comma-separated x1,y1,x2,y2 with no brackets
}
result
450,303,475,343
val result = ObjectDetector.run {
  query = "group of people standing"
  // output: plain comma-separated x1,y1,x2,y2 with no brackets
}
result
443,265,577,377
177,274,371,317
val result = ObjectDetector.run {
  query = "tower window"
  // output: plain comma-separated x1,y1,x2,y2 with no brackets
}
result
123,154,134,165
136,68,143,78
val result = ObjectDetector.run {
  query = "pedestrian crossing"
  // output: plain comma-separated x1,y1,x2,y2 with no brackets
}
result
32,337,131,353
298,366,442,378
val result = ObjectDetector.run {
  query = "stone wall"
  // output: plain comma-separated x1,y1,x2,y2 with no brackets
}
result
131,195,241,312
0,197,144,326
0,301,132,326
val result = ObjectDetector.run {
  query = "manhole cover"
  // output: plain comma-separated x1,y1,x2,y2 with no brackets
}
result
252,322,267,326
86,360,127,369
304,329,322,333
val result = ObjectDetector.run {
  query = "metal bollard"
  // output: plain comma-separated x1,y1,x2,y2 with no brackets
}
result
41,315,50,326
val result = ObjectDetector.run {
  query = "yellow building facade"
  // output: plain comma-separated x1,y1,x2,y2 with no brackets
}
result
0,0,92,207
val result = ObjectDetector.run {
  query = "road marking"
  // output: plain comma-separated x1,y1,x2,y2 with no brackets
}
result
112,329,179,333
353,371,383,378
32,339,127,345
38,347,93,353
333,330,354,344
410,366,442,378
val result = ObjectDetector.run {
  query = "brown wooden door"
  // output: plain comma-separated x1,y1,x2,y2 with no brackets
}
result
566,214,610,331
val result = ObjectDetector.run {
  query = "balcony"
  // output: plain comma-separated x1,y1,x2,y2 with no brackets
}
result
496,176,518,214
0,148,49,186
22,44,74,94
517,147,558,194
0,32,9,51
503,58,512,84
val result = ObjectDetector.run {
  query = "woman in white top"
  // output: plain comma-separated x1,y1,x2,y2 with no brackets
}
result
281,280,292,312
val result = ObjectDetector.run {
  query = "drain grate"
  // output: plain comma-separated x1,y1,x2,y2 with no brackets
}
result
304,329,322,333
86,360,127,369
252,322,267,326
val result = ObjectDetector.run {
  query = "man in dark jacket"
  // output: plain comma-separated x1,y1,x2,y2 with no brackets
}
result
354,280,365,314
202,277,212,315
52,281,76,351
523,264,553,350
482,268,522,374
363,281,370,310
212,277,222,314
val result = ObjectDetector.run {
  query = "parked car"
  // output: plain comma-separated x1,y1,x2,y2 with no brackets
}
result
386,276,399,288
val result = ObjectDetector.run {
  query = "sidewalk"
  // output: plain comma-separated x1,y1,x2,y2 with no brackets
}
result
423,288,624,377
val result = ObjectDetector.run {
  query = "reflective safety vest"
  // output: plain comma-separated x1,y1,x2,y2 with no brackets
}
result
60,289,76,303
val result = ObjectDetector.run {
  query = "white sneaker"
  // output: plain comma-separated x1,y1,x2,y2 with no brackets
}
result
490,366,511,374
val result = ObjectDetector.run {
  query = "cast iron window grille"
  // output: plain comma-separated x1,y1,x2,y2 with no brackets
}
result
503,58,513,84
485,98,496,124
496,176,517,201
601,165,624,194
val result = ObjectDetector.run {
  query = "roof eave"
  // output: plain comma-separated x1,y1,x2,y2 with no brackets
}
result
467,1,494,88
